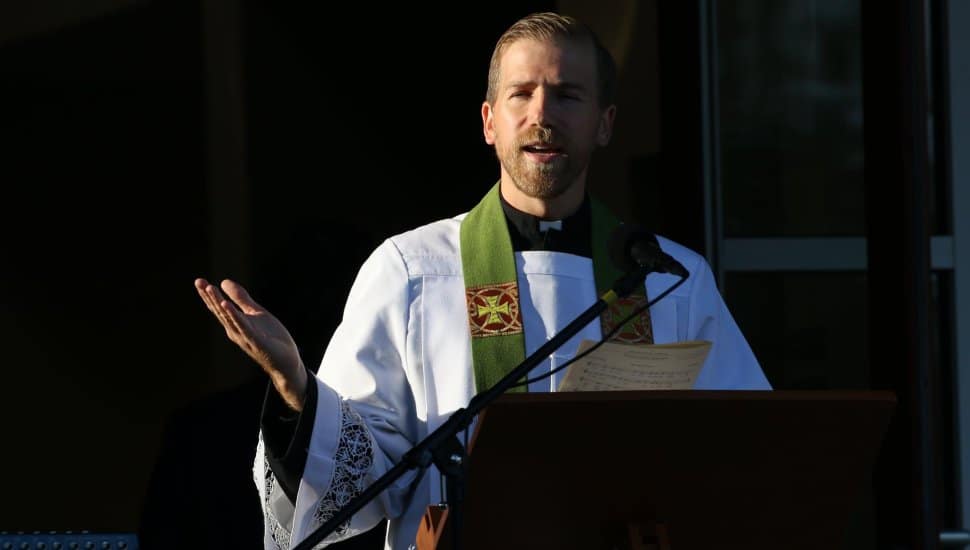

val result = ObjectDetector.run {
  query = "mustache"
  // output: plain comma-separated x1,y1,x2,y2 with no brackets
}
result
515,126,565,148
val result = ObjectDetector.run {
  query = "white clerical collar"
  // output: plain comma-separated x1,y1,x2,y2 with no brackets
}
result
538,219,563,233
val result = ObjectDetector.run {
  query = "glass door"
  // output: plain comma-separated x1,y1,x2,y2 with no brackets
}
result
702,0,967,547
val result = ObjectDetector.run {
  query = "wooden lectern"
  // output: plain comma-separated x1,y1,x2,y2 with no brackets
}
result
417,390,895,550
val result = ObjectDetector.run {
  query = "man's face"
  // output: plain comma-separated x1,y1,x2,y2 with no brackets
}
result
483,37,614,201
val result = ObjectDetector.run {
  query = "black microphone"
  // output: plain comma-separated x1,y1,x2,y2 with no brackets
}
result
608,223,689,278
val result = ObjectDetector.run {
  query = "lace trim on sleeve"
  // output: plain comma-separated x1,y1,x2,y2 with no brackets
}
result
263,456,292,549
310,399,374,539
261,400,375,549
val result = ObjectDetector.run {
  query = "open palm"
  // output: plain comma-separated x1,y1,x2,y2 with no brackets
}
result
194,278,304,393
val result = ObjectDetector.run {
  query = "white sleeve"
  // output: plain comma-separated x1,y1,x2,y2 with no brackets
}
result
682,254,772,390
253,238,421,549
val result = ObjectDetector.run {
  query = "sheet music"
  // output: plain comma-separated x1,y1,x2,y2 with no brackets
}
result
557,339,712,391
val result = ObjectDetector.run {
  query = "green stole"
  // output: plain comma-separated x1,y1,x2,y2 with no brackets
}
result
459,183,654,393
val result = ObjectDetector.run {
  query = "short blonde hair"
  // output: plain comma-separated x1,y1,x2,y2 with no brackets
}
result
485,12,617,108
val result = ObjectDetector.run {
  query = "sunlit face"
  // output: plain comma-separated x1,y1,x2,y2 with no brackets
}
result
482,37,615,206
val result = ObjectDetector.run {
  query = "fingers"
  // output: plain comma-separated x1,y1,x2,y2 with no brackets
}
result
195,278,244,338
220,279,264,315
195,277,281,374
219,293,254,344
194,278,223,319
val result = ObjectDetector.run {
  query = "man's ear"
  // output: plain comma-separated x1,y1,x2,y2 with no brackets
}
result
482,101,496,145
596,104,617,146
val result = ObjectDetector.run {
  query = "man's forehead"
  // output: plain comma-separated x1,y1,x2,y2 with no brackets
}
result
498,37,596,84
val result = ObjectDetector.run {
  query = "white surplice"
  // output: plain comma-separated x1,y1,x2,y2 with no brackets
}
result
255,214,771,550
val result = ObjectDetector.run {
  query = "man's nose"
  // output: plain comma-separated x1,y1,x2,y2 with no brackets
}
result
529,88,556,126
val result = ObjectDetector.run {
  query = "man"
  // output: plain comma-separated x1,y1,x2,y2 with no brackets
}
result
195,12,771,550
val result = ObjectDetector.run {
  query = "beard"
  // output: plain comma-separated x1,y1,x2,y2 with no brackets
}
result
496,126,588,200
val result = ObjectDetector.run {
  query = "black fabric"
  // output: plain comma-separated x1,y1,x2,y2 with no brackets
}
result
499,190,593,257
261,369,318,503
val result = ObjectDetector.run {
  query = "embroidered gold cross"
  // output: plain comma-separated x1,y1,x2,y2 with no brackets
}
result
477,296,510,326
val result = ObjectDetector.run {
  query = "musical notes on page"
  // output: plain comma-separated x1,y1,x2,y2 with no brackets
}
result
557,339,712,391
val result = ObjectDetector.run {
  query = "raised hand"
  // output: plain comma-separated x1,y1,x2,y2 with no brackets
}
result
194,278,308,411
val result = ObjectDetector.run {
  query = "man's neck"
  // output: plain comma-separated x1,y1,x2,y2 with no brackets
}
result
499,176,587,220
499,189,592,256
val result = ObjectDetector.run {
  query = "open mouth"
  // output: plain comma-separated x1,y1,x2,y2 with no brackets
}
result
522,143,563,154
521,143,565,163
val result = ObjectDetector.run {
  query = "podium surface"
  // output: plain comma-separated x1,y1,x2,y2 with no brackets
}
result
421,390,895,550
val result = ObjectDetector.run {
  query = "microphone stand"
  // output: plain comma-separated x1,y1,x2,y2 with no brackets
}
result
293,266,651,550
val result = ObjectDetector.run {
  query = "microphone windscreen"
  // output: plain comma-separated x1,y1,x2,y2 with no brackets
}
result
608,223,658,272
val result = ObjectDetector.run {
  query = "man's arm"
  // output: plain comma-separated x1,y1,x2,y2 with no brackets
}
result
197,239,423,548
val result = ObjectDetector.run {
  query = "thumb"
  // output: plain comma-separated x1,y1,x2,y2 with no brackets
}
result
220,279,264,315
